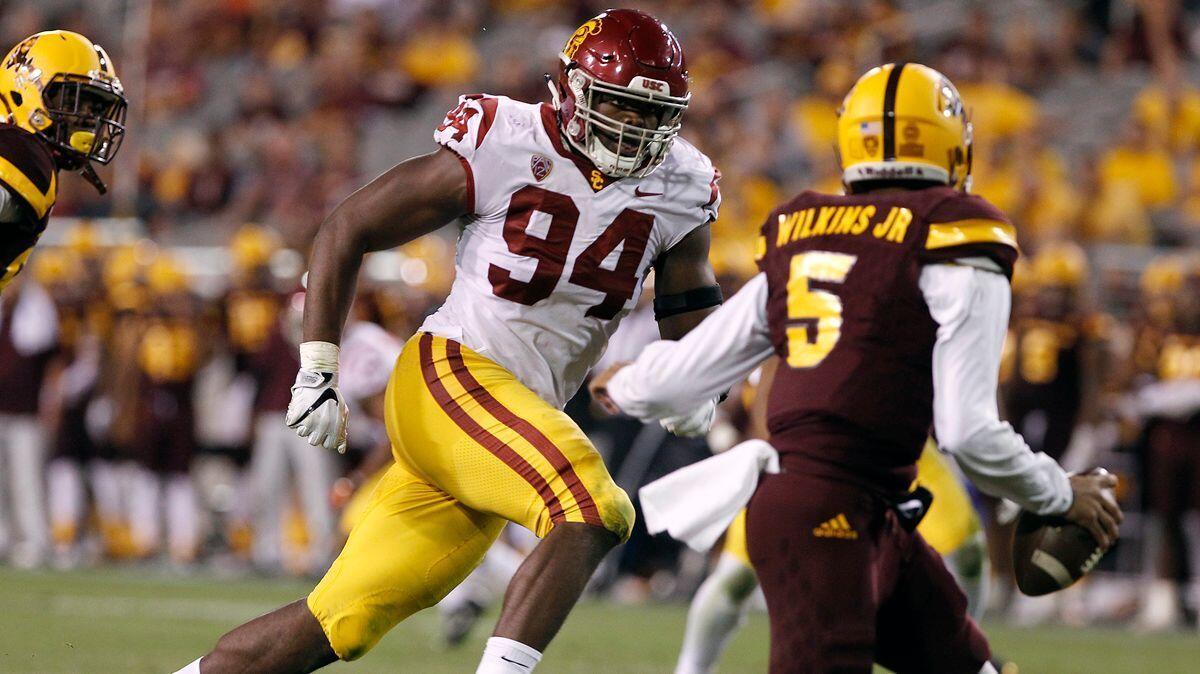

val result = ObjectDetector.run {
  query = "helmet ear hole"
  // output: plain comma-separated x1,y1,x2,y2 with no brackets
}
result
10,92,21,107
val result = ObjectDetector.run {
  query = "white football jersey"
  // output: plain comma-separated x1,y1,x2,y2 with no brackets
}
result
421,94,721,409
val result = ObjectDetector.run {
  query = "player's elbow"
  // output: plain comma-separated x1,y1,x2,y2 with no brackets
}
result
935,419,989,458
314,209,368,261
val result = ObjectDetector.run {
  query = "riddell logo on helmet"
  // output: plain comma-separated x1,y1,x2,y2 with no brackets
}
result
860,165,928,178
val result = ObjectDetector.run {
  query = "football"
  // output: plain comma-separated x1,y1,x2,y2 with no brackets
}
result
1011,473,1116,596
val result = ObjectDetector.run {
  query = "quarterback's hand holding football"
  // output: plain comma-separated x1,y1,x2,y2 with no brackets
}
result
1063,469,1122,549
285,341,349,453
659,398,717,438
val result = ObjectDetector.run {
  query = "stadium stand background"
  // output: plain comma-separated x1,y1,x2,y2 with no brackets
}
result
3,0,1200,628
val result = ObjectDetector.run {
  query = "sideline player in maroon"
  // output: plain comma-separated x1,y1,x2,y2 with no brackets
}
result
592,63,1122,673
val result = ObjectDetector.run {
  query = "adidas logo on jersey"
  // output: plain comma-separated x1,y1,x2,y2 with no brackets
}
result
813,514,858,539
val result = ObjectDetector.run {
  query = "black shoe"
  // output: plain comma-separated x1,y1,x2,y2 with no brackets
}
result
441,600,485,648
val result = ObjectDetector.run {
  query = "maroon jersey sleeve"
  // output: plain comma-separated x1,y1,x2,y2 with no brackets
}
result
919,191,1018,277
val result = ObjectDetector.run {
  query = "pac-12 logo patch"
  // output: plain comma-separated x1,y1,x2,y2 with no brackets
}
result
530,154,553,182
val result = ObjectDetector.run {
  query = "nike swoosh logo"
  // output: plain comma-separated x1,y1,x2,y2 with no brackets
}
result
634,187,663,197
290,388,339,426
499,656,531,670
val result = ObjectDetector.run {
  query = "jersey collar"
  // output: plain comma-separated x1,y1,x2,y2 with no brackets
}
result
539,103,617,192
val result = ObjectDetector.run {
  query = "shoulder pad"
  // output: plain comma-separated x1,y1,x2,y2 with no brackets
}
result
920,192,1018,276
434,94,503,159
0,124,56,219
924,192,1016,251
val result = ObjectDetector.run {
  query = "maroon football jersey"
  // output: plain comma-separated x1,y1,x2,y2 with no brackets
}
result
757,186,1017,493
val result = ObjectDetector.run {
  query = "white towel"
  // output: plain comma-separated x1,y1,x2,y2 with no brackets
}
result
639,439,780,552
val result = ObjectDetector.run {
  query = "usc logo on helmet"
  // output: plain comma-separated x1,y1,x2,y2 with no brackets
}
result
563,19,603,59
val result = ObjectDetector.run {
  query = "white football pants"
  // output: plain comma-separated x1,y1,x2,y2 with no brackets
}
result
0,414,48,567
249,414,335,574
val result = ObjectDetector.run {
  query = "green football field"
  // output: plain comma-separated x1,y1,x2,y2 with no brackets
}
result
1,566,1196,673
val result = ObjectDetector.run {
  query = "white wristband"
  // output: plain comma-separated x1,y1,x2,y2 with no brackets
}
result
299,341,340,372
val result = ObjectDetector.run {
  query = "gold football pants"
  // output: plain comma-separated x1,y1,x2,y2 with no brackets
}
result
308,333,633,659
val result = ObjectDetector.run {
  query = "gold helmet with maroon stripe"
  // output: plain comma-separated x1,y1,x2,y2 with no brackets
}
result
0,31,127,192
838,63,972,193
1030,241,1088,288
551,9,690,178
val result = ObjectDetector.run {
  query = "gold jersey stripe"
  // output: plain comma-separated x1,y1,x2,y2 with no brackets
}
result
0,155,55,219
0,246,33,290
925,218,1017,251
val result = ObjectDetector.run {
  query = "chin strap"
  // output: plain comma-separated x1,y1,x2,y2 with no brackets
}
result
544,73,561,109
80,162,107,194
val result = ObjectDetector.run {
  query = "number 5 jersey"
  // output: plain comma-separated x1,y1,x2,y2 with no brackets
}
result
607,184,1071,514
424,94,720,409
754,186,1017,492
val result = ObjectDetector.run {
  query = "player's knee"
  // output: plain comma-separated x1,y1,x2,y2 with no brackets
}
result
321,615,386,662
712,556,759,601
307,596,395,662
595,483,636,543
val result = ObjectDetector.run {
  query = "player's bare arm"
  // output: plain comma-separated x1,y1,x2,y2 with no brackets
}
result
284,148,469,453
652,223,719,340
195,148,469,674
589,224,718,422
304,147,469,344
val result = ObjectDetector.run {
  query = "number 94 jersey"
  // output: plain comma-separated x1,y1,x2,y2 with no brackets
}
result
422,94,721,409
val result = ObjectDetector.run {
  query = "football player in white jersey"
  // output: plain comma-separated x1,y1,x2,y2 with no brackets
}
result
179,9,723,674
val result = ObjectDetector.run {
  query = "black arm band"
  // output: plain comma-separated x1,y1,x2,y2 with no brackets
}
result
653,285,723,321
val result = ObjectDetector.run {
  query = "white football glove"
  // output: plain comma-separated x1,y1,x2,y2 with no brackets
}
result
285,369,349,453
659,397,718,438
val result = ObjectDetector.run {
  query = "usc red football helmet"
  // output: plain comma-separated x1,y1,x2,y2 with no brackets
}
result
550,9,690,178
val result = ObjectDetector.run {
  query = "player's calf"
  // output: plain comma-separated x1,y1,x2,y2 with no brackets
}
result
479,522,622,673
186,599,337,674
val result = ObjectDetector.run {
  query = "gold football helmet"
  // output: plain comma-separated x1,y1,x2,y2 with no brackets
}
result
1030,242,1088,287
230,224,281,273
0,31,127,191
147,254,188,296
64,220,104,257
837,63,971,192
1140,254,1184,297
31,246,83,285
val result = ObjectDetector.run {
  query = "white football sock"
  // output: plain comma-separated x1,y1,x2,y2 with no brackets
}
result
47,459,84,544
165,476,199,562
476,636,542,673
89,459,123,525
172,657,201,674
676,553,759,674
128,467,161,554
946,531,989,621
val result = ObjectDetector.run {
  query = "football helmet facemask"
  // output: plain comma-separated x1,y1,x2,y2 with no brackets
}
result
550,9,690,179
0,31,127,192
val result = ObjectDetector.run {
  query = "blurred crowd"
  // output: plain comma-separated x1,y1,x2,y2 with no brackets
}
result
1,0,1200,634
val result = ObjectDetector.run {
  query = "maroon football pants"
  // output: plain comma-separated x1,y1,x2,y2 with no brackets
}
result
746,468,990,674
